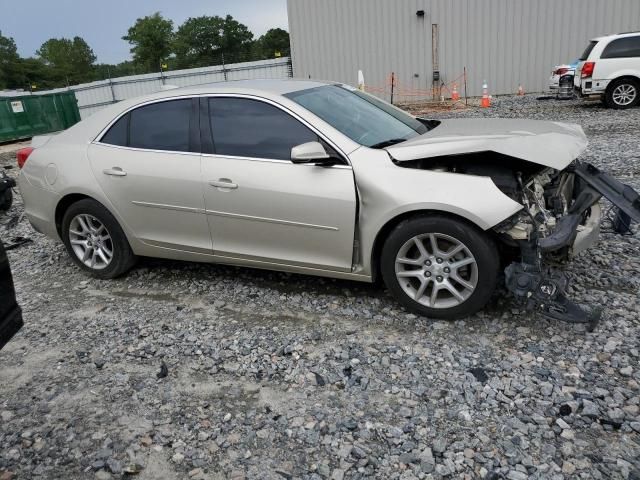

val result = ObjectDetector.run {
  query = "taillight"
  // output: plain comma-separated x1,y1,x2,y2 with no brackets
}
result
581,62,595,78
16,147,34,169
555,67,569,76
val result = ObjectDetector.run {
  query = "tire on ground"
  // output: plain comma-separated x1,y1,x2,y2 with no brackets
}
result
380,215,500,320
61,198,136,279
604,77,640,109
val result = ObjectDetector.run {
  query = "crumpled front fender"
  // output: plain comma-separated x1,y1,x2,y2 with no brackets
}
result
350,148,524,276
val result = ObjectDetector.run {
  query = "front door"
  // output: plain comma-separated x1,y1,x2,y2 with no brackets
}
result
201,96,357,272
89,98,211,254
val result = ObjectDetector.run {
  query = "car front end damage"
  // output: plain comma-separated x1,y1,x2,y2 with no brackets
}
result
494,161,639,330
386,117,640,328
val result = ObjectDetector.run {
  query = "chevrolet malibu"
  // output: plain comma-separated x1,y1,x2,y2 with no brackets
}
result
16,80,640,321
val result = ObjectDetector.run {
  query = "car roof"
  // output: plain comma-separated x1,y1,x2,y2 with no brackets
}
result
61,78,340,144
591,31,640,42
160,78,334,97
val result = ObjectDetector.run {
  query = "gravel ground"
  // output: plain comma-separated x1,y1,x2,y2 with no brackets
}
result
1,96,639,480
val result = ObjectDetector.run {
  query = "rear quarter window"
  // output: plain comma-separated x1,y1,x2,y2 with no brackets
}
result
579,41,598,61
601,36,640,59
100,114,129,147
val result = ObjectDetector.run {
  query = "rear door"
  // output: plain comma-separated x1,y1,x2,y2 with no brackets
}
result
200,96,357,272
89,98,212,254
597,35,640,81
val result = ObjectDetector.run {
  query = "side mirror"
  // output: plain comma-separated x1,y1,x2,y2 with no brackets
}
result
291,142,330,164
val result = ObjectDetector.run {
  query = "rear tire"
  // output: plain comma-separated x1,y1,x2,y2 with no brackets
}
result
604,78,640,109
380,215,499,320
61,199,136,279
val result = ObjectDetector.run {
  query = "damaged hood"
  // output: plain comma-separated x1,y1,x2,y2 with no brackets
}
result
387,118,588,170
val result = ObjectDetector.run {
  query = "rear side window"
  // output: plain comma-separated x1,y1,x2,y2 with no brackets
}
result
579,41,598,61
129,100,192,152
100,99,195,152
208,98,318,160
601,36,640,59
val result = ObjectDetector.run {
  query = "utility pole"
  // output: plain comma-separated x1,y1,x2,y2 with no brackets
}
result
222,53,228,82
390,72,395,105
107,66,116,103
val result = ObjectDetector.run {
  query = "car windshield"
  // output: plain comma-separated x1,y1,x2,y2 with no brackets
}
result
285,85,429,148
579,41,598,61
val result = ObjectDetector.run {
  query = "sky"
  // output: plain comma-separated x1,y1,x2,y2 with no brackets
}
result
1,0,289,64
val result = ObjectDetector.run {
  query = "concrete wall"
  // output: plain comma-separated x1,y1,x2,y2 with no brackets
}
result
288,0,640,98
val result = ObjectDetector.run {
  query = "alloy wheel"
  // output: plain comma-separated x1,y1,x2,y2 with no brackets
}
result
612,84,637,106
68,214,114,270
394,233,478,309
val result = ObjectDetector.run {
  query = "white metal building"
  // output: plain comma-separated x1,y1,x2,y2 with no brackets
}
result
287,0,640,99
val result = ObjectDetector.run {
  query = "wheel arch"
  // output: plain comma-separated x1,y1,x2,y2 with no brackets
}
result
369,209,492,282
55,194,127,240
608,74,640,83
606,75,640,92
55,193,93,237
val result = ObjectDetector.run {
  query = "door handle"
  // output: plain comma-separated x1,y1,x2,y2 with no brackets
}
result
103,167,127,177
209,179,238,190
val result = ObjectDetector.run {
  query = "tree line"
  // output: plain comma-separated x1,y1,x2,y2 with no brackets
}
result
0,12,290,91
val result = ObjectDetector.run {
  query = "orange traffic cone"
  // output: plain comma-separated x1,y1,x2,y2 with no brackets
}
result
517,84,525,96
451,83,460,101
481,81,491,108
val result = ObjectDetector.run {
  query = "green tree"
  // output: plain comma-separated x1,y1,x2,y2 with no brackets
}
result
173,15,253,68
36,36,96,85
92,61,140,81
16,57,53,90
0,31,21,89
123,12,174,72
255,28,290,59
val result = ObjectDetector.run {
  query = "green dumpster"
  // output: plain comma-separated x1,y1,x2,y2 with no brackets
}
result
0,91,81,143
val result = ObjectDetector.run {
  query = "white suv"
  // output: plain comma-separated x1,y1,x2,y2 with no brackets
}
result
575,31,640,109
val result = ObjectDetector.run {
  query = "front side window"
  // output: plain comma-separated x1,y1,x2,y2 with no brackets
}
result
208,98,318,160
285,85,428,148
601,36,640,59
101,99,193,152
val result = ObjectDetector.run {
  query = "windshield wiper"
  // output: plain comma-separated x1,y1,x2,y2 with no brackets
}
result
369,138,407,149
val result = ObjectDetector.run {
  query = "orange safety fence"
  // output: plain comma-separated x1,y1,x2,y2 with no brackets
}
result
362,70,469,106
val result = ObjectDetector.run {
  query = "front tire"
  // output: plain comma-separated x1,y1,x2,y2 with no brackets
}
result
380,215,499,320
61,199,136,279
604,78,640,109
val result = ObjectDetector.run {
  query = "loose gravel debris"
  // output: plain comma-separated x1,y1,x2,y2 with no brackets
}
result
1,96,639,479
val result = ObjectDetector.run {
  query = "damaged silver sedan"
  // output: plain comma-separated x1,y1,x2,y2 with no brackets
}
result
16,80,640,325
